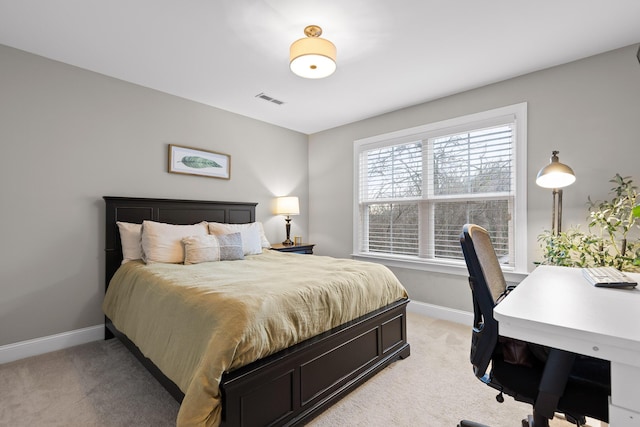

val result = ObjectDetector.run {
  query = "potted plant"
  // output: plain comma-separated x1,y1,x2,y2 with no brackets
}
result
538,174,640,272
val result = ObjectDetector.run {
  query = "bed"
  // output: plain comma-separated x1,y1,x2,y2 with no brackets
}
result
103,196,410,427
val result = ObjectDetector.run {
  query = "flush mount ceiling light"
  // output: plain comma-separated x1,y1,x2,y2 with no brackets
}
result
289,25,336,79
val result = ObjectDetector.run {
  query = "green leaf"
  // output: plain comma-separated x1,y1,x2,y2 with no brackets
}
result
180,156,221,169
633,205,640,218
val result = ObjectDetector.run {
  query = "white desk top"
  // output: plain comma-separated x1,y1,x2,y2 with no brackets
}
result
494,265,640,368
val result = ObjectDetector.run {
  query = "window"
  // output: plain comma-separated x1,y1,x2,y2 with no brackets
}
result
354,103,527,274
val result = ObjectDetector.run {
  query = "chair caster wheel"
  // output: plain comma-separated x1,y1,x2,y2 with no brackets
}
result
496,392,504,403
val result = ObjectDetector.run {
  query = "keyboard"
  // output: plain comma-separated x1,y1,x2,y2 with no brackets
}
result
582,267,638,288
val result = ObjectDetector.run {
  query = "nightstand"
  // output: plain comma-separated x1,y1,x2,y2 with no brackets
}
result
270,243,315,255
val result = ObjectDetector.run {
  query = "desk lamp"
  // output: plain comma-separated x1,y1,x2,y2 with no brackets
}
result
536,151,575,235
274,196,300,245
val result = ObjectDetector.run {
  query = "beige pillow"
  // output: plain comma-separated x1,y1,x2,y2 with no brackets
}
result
116,222,143,264
182,233,244,265
141,220,208,263
182,235,220,265
208,222,268,255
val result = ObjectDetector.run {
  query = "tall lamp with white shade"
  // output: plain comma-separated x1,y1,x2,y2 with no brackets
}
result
274,196,300,245
536,151,576,235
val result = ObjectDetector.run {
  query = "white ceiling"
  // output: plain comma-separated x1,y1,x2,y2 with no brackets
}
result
1,0,639,134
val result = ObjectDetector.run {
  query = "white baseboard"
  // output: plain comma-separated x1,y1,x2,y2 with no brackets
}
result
407,300,473,326
0,302,468,365
0,325,104,365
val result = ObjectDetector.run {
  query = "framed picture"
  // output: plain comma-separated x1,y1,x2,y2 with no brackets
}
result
168,144,230,180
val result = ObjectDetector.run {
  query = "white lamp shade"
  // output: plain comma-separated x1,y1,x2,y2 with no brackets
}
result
536,152,576,189
275,196,300,216
290,36,336,79
536,170,576,188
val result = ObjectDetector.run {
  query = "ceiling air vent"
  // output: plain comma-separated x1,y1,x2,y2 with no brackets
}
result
255,93,285,105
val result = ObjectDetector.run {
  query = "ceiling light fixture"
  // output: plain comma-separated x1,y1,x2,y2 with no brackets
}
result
289,25,336,79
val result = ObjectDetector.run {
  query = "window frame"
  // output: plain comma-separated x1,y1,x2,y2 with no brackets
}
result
352,103,528,281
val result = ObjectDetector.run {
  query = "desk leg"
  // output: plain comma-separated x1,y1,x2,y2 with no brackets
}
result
609,362,640,426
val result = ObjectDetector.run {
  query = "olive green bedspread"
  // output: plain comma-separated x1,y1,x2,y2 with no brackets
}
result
102,250,407,426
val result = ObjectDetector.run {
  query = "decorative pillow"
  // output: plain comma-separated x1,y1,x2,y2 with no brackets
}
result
141,220,208,264
116,222,143,264
183,233,244,264
216,232,245,261
208,222,269,254
182,235,220,264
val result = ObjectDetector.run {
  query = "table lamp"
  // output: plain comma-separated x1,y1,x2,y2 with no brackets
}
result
275,196,300,245
536,151,576,235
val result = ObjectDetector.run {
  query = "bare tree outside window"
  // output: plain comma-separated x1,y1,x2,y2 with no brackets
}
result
363,142,421,255
356,104,525,271
367,203,419,255
430,126,512,262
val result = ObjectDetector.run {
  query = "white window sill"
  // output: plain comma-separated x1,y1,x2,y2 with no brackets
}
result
351,252,528,283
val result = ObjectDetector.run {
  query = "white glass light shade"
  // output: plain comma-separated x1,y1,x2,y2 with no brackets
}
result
536,151,576,189
275,196,300,216
290,34,336,79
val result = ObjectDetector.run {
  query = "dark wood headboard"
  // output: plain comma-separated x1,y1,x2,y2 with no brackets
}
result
103,196,257,290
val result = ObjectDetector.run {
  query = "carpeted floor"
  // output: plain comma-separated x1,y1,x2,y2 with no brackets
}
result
0,313,602,426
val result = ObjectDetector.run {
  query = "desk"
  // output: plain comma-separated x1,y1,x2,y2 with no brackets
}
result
494,265,640,427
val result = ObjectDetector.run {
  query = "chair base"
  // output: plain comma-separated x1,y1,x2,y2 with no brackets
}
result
458,421,491,427
458,414,549,427
460,412,587,427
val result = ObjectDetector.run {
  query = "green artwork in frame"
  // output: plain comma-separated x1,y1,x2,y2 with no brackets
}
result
168,144,230,180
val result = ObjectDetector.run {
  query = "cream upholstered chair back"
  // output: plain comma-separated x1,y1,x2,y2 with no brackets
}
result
459,223,508,380
465,224,507,303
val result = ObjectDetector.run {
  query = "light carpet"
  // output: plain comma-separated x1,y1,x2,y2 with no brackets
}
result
0,313,601,426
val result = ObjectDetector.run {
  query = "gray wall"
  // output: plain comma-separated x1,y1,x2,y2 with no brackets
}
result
0,44,308,346
2,42,639,347
308,44,640,312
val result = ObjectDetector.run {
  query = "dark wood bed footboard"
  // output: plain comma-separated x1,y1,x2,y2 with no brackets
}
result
106,299,409,427
220,298,409,427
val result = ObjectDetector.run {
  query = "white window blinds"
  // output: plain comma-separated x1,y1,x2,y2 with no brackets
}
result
359,142,422,256
360,141,422,202
426,125,514,264
354,103,526,272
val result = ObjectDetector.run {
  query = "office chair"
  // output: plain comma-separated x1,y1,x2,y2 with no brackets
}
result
458,224,610,427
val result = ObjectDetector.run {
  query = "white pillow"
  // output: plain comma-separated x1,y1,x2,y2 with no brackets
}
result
182,233,244,265
116,222,143,264
255,222,271,248
208,222,268,255
141,220,208,263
